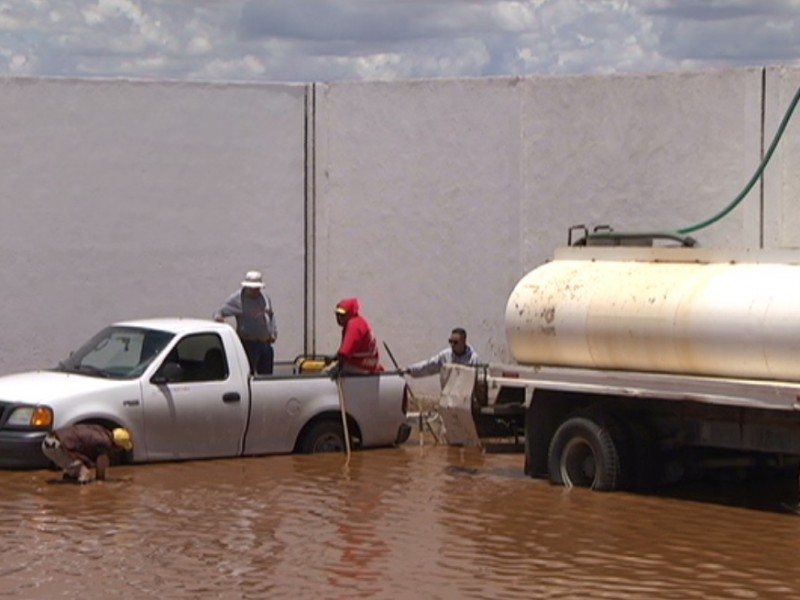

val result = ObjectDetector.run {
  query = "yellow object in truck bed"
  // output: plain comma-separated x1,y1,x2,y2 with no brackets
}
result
294,355,335,374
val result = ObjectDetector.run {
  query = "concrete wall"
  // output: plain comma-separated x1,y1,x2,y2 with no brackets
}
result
0,66,798,378
311,78,525,368
310,67,769,384
0,79,308,373
765,67,800,247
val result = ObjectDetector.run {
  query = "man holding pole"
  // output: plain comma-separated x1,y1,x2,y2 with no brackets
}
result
402,327,480,387
327,297,383,459
399,327,481,446
328,297,384,376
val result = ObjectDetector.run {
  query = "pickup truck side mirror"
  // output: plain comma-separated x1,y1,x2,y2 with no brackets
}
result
151,362,184,384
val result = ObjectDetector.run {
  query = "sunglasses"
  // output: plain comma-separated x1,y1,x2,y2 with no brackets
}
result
448,339,462,345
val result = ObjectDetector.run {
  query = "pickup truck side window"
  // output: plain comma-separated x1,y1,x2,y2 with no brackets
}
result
166,333,229,383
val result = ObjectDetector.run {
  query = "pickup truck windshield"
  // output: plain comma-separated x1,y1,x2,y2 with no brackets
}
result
56,326,175,380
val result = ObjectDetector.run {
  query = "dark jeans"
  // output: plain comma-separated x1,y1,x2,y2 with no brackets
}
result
241,339,274,375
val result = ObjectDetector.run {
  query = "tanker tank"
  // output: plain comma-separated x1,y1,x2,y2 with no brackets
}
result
505,246,800,382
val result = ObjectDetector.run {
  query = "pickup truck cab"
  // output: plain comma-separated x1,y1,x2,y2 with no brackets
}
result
0,318,411,469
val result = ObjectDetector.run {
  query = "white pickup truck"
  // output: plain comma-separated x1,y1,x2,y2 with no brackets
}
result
0,318,411,469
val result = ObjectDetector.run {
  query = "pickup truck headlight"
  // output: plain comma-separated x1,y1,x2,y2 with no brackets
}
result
7,406,53,428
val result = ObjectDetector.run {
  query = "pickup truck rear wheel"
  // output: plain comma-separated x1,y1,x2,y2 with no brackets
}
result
547,416,621,491
300,421,346,453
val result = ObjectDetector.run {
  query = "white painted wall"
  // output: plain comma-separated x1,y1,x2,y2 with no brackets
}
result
0,78,308,373
311,67,769,394
518,68,764,255
765,66,800,247
312,77,524,374
1,66,797,384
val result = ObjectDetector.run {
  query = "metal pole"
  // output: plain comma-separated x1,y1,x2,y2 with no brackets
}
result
383,341,425,445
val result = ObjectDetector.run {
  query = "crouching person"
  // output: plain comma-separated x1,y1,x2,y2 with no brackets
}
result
42,424,133,484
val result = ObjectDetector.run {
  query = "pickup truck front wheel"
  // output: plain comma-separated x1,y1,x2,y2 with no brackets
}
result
300,421,346,453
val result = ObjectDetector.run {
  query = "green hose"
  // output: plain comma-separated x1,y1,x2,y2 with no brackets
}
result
586,81,800,243
677,82,800,235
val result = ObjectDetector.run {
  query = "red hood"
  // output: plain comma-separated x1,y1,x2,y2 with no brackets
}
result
336,297,361,317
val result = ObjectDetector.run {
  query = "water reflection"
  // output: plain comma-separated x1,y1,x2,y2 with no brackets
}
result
2,446,800,598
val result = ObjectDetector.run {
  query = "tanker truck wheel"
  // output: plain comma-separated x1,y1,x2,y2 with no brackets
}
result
547,415,621,491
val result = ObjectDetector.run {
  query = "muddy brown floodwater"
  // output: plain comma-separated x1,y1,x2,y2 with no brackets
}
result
2,441,800,599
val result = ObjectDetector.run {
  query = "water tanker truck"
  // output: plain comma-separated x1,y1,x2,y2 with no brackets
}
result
454,240,800,491
448,83,800,492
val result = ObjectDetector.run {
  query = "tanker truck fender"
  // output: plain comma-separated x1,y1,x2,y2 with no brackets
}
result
524,391,570,479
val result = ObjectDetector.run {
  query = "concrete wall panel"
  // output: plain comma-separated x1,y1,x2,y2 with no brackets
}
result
313,69,767,374
0,79,307,372
519,68,764,268
313,78,524,375
764,66,800,247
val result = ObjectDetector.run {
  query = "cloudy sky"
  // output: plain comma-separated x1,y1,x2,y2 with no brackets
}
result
2,0,800,83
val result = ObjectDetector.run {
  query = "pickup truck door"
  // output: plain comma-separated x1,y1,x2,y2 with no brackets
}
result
141,333,249,460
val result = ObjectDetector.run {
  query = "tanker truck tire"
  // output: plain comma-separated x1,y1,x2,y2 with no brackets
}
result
547,416,622,491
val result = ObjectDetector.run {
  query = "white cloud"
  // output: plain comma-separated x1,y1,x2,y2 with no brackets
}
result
195,54,266,80
0,0,797,82
186,35,212,56
491,1,541,31
9,52,28,71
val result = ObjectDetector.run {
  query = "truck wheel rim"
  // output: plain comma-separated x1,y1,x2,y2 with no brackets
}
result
560,437,596,488
314,433,343,452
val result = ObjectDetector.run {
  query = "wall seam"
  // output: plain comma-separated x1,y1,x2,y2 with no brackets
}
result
519,78,526,280
760,67,766,249
311,83,317,353
303,83,317,354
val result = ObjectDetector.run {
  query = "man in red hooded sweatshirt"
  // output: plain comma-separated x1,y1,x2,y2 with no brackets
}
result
331,297,384,375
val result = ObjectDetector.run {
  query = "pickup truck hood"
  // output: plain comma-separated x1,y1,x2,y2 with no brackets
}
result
0,370,128,404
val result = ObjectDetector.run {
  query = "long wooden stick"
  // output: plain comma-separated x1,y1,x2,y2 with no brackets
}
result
336,376,352,460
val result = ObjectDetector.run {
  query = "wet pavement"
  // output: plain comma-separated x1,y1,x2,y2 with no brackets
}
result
2,441,800,599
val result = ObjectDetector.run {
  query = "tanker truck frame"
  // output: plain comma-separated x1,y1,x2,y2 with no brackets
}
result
466,243,800,491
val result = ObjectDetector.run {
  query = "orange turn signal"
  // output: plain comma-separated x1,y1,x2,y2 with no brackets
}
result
31,407,53,428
